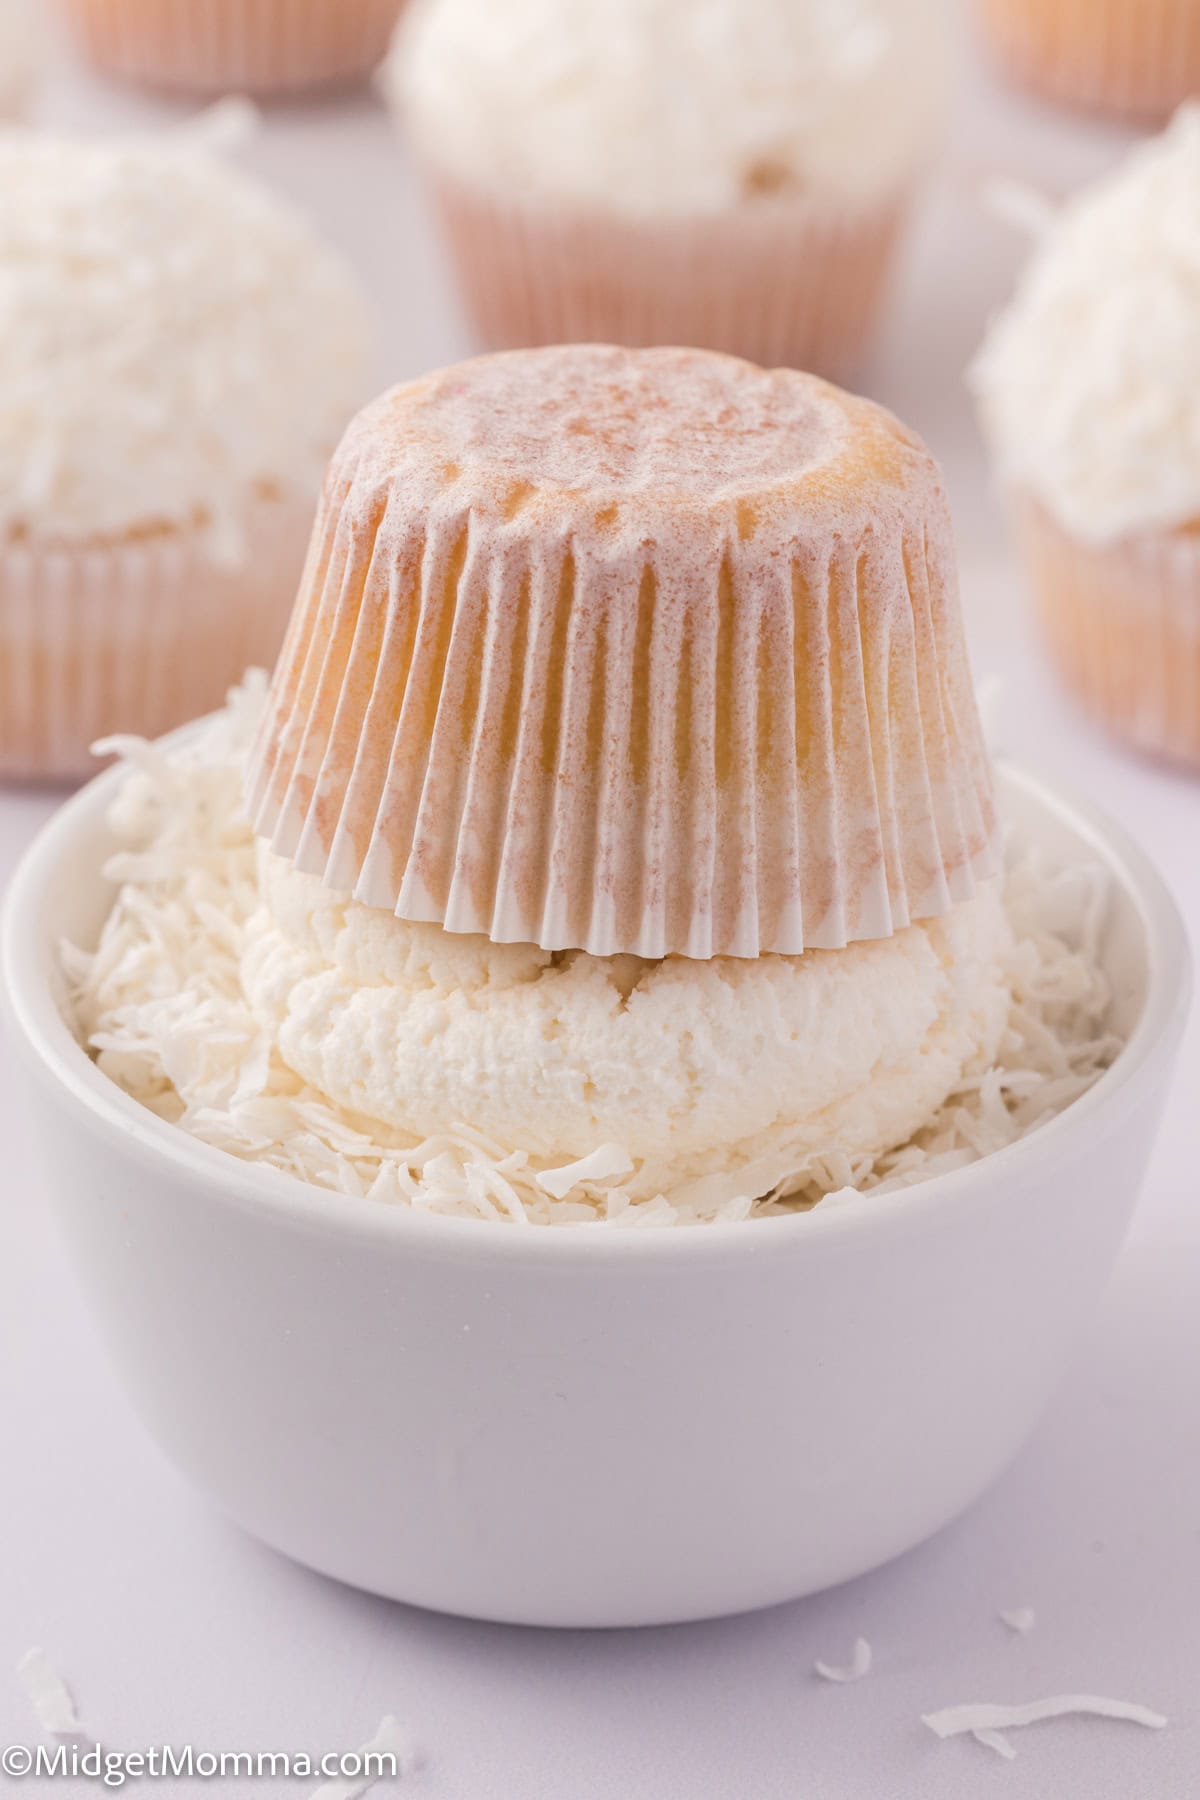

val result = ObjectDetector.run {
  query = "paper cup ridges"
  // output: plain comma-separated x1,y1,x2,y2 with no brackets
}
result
59,0,404,96
1016,499,1200,768
0,501,312,781
247,347,998,960
427,175,909,383
981,0,1200,120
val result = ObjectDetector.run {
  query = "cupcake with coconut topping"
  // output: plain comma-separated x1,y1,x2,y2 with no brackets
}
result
972,108,1200,769
387,0,948,379
0,131,372,781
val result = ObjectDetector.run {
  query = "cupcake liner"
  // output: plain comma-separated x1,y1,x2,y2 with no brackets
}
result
426,171,910,383
246,355,998,960
1016,498,1200,769
0,499,313,782
980,0,1200,120
59,0,404,96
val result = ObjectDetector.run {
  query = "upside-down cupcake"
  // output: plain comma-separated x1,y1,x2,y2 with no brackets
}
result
57,0,405,96
0,132,371,781
972,109,1200,770
386,0,948,379
980,0,1200,121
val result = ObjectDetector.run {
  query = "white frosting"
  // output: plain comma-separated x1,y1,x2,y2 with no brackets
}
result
391,0,949,216
242,849,1012,1205
0,133,371,559
0,0,42,119
972,107,1200,547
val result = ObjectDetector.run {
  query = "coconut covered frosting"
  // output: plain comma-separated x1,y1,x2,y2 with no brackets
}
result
0,131,371,560
242,847,1012,1207
972,106,1200,547
63,684,1121,1228
392,0,948,216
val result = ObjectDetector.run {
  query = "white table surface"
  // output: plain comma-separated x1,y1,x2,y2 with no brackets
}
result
2,19,1199,1799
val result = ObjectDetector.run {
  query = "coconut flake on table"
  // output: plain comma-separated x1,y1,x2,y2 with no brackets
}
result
63,685,1123,1229
814,1638,873,1683
922,1694,1168,1761
309,1714,419,1799
999,1607,1036,1635
16,1648,83,1737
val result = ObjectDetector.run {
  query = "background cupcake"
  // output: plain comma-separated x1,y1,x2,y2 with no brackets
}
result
0,0,44,119
57,0,406,97
387,0,949,380
979,0,1200,121
972,108,1200,769
0,132,372,781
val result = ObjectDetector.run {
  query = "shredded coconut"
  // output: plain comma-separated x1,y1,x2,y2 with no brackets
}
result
393,0,948,214
17,1649,82,1737
538,1145,637,1200
972,106,1200,545
0,129,371,560
814,1638,873,1683
923,1694,1168,1761
999,1607,1036,1635
64,688,1122,1229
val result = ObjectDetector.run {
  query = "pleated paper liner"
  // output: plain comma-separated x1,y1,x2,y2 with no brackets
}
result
246,348,1000,960
0,498,312,782
980,0,1200,120
58,0,404,96
1015,496,1200,770
425,169,910,384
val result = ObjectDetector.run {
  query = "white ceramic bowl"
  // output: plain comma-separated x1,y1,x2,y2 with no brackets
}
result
1,749,1190,1628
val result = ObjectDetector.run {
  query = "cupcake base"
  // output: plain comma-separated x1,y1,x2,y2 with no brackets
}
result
0,500,313,783
1016,498,1200,768
980,0,1200,120
59,0,404,96
428,172,910,382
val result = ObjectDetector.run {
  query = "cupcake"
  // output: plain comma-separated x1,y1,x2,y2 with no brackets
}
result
972,109,1200,769
0,133,371,781
979,0,1200,121
386,0,948,380
67,348,1124,1225
57,0,405,97
0,0,44,118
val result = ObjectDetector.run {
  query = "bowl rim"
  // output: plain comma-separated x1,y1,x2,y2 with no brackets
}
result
0,729,1191,1264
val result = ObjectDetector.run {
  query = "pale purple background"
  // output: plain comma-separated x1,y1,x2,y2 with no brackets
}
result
1,16,1198,1798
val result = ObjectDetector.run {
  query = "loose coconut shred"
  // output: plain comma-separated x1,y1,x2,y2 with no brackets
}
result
64,683,1122,1229
16,1648,83,1738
